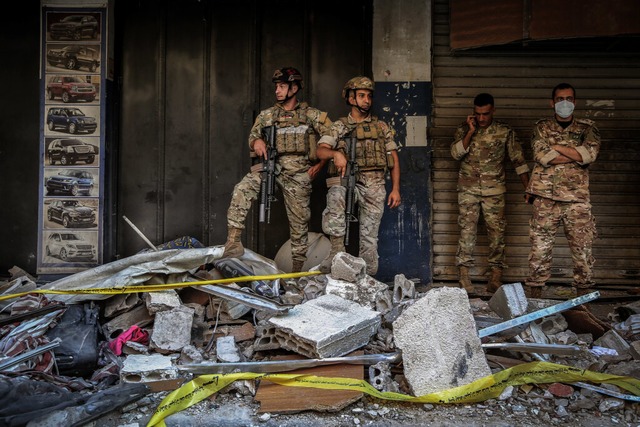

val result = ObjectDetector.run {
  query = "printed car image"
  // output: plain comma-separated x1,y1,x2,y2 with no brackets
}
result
47,107,97,134
47,75,96,103
49,15,98,41
47,200,96,228
45,232,96,261
47,45,100,72
46,169,94,196
47,138,97,165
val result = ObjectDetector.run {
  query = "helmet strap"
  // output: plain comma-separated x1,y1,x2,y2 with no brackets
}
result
350,93,370,114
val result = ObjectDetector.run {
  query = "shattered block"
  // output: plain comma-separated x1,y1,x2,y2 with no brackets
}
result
253,324,281,351
393,274,416,304
488,282,528,320
149,305,194,353
102,305,154,340
121,354,178,383
145,290,182,314
268,294,381,358
393,287,491,396
104,293,141,318
594,329,631,356
325,274,388,309
216,336,241,362
330,252,366,282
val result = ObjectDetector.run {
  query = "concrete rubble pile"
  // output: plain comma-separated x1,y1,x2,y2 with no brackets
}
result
1,250,640,426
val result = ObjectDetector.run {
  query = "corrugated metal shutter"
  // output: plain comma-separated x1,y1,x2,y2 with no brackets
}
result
431,0,640,287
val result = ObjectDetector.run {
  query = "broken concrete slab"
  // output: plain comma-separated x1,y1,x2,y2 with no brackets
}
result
393,287,491,396
268,294,381,358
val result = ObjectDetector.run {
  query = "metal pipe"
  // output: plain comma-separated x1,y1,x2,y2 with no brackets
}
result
123,215,159,252
478,292,600,338
179,352,402,374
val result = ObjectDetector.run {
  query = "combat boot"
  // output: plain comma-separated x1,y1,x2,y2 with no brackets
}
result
291,259,305,273
486,267,503,293
458,266,474,293
319,236,345,274
222,227,244,258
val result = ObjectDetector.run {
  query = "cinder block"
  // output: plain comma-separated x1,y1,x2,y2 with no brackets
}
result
393,287,491,396
253,324,281,351
268,294,381,358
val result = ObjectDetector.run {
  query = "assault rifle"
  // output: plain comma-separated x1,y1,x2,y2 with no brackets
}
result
259,125,278,223
343,132,359,245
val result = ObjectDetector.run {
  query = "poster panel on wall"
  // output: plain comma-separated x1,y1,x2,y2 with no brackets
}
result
38,6,106,275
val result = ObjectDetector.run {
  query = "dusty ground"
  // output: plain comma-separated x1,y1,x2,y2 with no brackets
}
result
93,387,637,427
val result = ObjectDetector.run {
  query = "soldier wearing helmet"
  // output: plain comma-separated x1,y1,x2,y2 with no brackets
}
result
222,67,332,273
316,76,401,275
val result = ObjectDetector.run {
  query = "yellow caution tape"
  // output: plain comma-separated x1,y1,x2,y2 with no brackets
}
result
0,271,320,302
147,361,640,427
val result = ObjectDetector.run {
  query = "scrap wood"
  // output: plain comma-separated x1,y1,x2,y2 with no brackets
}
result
254,352,366,413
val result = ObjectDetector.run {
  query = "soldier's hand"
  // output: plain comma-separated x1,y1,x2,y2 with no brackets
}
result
387,190,401,208
308,163,322,180
333,151,348,177
466,115,477,133
253,139,267,159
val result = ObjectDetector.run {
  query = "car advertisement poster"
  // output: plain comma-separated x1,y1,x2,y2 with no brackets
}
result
38,7,105,275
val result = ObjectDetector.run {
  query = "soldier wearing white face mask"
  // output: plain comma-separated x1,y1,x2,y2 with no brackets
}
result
524,83,601,298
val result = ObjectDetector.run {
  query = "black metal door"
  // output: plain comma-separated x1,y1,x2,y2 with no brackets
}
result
114,0,371,259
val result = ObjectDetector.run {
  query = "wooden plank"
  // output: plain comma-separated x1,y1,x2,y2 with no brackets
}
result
254,352,365,413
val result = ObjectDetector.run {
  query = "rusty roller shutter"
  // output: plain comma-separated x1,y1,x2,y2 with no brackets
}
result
431,0,640,287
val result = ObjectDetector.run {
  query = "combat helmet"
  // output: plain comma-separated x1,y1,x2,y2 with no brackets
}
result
272,67,304,89
342,76,375,102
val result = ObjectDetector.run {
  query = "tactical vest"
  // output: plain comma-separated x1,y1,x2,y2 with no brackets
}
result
273,105,326,162
338,117,388,171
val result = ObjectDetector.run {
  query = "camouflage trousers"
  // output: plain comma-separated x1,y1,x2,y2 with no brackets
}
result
456,191,506,268
227,157,312,265
526,197,596,289
322,170,386,275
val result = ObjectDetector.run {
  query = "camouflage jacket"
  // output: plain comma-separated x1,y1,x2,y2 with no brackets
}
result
317,113,398,152
526,117,600,203
451,120,529,196
248,101,331,167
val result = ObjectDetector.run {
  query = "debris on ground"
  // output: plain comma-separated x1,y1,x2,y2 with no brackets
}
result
1,244,640,427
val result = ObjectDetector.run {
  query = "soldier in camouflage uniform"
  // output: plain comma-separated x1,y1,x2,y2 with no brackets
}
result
316,76,401,275
525,83,600,298
451,93,530,293
223,67,332,272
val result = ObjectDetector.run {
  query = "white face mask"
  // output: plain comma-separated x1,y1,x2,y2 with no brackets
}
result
554,100,575,119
